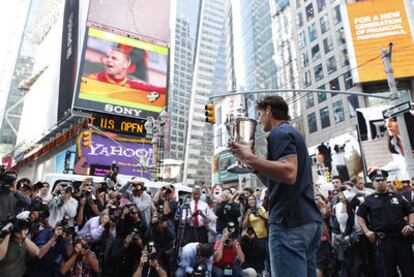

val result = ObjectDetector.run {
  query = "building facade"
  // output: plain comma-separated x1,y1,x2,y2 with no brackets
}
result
292,0,363,148
183,0,227,185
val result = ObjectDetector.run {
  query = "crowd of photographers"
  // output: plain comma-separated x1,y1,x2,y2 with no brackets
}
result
0,170,270,277
1,168,413,277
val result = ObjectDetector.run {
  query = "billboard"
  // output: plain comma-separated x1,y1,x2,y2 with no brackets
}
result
212,150,239,184
75,131,154,178
356,105,414,181
73,27,168,119
58,0,79,121
344,0,414,83
88,113,146,137
87,0,170,47
310,133,363,185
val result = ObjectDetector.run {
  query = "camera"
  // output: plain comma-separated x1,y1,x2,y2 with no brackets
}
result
0,218,29,241
81,242,90,250
192,263,208,277
56,216,72,234
0,169,16,193
250,207,258,215
163,187,172,195
224,222,237,246
246,226,255,236
130,228,141,242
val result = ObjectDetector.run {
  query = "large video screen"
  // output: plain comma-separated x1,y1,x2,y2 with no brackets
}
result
343,0,414,83
73,27,168,119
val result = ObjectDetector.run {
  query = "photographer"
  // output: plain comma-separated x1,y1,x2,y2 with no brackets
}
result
37,182,53,205
153,184,178,223
146,211,175,275
26,223,72,276
16,202,51,240
60,236,99,276
116,205,147,244
0,219,40,277
120,180,153,225
77,211,116,244
0,171,31,219
212,223,245,277
75,178,101,229
133,253,167,277
215,190,240,239
107,225,143,276
176,242,214,277
182,185,215,244
239,228,266,276
48,183,78,228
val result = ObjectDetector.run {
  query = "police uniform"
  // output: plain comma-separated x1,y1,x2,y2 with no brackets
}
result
357,170,414,277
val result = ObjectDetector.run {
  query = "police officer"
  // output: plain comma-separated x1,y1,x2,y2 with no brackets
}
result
357,169,414,277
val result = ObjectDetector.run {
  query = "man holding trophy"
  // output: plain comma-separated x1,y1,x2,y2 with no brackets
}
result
229,95,322,277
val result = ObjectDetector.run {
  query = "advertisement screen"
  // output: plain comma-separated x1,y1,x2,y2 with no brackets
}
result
75,131,154,178
357,105,414,181
73,27,168,119
310,133,363,186
344,0,414,83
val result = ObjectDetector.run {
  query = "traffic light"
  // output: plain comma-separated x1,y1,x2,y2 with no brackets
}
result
83,130,92,147
205,103,216,124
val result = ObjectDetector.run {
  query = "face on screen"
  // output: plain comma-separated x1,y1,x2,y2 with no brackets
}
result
102,49,131,78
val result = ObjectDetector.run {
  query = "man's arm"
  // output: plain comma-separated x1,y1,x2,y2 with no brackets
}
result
24,238,40,257
0,234,11,261
357,216,375,243
85,251,100,272
234,241,245,264
245,154,298,185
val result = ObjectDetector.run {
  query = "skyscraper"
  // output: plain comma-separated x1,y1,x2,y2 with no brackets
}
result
183,0,227,185
292,0,362,147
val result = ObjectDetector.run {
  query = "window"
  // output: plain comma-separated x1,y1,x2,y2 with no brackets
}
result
326,56,337,74
344,71,353,89
297,12,304,27
301,51,309,67
312,44,321,61
333,100,345,123
336,27,346,45
320,14,329,34
306,93,314,108
318,85,327,103
329,78,340,97
308,112,318,133
308,23,318,42
298,31,307,48
340,49,349,66
320,107,330,128
323,36,333,53
306,3,314,20
304,71,312,87
314,64,324,81
317,0,326,11
333,5,342,25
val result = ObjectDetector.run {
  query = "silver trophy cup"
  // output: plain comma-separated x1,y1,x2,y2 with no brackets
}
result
225,115,258,174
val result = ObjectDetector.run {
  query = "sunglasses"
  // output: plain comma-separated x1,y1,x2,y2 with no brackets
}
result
374,178,385,182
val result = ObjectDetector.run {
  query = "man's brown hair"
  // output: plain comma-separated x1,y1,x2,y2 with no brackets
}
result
256,95,290,121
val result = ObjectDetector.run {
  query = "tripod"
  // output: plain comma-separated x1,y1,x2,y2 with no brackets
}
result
172,200,191,275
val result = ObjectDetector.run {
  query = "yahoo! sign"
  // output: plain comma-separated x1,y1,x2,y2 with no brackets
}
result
77,132,153,178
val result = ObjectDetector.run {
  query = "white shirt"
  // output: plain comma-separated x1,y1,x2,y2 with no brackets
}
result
48,196,78,227
77,216,116,243
182,200,215,228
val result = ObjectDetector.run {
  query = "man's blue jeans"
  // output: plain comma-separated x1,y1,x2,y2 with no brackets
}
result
269,221,321,277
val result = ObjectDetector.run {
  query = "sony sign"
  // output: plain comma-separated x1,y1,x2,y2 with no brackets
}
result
105,104,143,117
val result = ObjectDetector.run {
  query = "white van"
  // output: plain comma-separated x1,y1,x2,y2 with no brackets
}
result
42,173,192,203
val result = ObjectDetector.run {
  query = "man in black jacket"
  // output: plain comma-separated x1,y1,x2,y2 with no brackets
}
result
240,227,266,275
215,189,240,239
0,171,31,220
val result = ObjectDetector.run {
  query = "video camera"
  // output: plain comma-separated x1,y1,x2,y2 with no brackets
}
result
145,241,157,261
0,168,16,193
0,217,29,241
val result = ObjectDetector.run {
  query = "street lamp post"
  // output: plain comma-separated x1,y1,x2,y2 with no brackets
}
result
144,109,169,181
